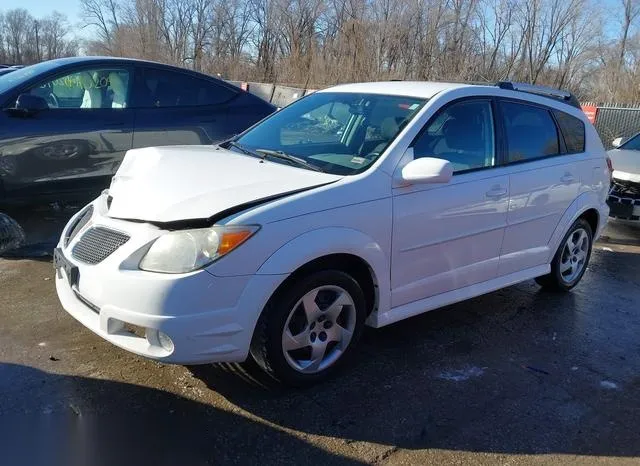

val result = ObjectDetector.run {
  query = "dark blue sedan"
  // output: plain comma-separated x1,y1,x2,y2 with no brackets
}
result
0,57,275,206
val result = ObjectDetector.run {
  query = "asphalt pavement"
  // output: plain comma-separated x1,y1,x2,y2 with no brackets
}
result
0,208,639,465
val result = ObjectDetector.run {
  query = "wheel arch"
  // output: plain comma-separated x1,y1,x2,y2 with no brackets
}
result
265,253,378,317
256,227,391,321
579,208,599,237
547,192,604,263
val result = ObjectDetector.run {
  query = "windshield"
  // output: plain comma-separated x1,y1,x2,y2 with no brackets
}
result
231,92,426,175
620,133,640,151
0,61,62,95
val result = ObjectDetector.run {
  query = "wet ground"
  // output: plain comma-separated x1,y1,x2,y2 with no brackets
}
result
0,208,639,465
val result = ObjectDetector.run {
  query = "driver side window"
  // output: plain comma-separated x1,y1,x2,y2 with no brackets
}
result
27,68,131,110
412,99,495,173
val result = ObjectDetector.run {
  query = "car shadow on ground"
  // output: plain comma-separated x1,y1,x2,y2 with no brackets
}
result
0,363,366,466
190,248,640,459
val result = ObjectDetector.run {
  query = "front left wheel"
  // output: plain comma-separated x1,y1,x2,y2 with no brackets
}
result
250,270,366,386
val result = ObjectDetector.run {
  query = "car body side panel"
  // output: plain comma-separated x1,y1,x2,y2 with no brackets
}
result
0,107,134,202
497,155,581,276
132,105,229,149
254,226,392,319
208,195,393,282
0,57,275,205
206,169,393,277
391,170,509,308
545,123,610,260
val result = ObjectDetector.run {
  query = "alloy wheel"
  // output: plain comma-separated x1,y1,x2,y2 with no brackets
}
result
281,285,357,374
559,227,590,284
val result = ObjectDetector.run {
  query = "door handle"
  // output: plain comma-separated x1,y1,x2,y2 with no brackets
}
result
560,173,575,183
485,186,508,199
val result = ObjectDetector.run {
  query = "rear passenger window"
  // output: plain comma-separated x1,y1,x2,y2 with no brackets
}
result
137,68,237,108
502,102,559,163
553,110,585,153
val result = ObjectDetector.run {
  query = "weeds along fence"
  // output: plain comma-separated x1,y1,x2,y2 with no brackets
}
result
229,81,640,150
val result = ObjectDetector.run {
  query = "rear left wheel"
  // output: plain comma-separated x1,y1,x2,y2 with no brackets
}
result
250,270,366,386
535,218,593,291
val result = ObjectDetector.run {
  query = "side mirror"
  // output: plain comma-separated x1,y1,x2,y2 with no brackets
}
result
6,93,48,117
398,153,453,185
611,137,624,149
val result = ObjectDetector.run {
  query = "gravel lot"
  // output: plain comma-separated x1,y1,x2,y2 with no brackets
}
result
1,209,639,466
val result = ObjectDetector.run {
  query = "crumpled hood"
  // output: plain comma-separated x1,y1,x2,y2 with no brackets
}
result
609,149,640,183
107,145,341,223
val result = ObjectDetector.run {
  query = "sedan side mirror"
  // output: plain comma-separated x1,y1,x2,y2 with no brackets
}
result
611,137,624,149
397,152,453,185
5,93,49,117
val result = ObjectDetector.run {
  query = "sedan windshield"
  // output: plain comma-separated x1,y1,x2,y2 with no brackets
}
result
231,92,426,175
0,61,60,94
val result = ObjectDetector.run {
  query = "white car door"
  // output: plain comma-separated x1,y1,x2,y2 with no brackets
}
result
496,100,583,276
391,98,509,308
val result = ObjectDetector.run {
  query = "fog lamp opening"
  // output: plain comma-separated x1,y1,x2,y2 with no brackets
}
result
147,329,174,353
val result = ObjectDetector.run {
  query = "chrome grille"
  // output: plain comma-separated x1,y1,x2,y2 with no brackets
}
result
72,226,130,265
65,205,93,246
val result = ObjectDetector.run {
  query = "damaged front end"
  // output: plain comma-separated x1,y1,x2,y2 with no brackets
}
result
607,178,640,221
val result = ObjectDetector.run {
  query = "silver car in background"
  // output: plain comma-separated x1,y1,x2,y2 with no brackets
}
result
608,134,640,222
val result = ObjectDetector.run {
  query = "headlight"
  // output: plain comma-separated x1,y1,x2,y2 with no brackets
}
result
139,225,259,273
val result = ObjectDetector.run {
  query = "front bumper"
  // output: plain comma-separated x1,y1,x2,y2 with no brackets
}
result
54,197,285,364
607,178,640,222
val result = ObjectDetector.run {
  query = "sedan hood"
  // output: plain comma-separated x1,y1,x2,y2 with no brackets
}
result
107,145,341,223
608,149,640,183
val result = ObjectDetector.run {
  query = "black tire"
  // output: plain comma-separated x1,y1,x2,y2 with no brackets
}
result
250,270,366,387
535,218,593,292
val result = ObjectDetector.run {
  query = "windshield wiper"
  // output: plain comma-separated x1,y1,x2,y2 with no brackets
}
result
255,148,323,172
226,140,261,158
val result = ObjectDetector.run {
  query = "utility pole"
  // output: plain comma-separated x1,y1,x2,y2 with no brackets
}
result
34,20,41,62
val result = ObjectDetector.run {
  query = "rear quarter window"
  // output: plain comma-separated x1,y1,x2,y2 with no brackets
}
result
137,68,237,108
553,110,585,153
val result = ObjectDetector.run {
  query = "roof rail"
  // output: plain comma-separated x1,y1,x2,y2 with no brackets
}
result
495,81,581,109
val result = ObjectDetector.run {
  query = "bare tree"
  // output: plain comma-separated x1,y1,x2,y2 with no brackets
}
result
38,12,75,60
619,0,640,71
63,0,640,102
4,9,32,63
80,0,122,53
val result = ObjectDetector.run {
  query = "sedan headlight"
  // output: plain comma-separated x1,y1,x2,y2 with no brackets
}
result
139,225,259,273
